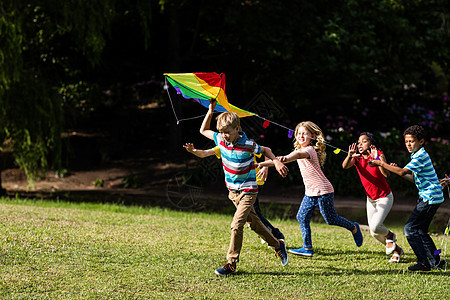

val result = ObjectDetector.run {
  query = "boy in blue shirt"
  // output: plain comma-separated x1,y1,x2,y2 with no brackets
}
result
369,125,445,271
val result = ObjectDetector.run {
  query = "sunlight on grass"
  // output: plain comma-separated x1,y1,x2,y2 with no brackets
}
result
0,197,448,299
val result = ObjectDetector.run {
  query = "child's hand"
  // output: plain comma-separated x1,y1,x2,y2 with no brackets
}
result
277,156,287,162
348,143,358,157
440,174,450,188
368,159,380,167
390,163,398,167
256,167,269,182
183,143,195,153
370,145,378,160
273,160,288,177
209,99,217,111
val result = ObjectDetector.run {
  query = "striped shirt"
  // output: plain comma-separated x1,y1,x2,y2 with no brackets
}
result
213,131,261,194
212,146,265,186
404,147,444,204
296,146,334,196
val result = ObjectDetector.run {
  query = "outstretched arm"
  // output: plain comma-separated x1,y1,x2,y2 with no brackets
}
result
342,143,357,169
369,160,414,182
183,143,215,158
259,149,308,167
261,146,288,177
199,99,217,141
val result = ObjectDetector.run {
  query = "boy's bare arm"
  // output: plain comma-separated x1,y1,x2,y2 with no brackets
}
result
199,99,217,141
261,146,288,177
369,160,414,182
183,143,215,158
258,150,304,167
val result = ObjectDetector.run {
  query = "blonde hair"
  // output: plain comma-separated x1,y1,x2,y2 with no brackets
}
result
216,112,240,132
294,121,327,167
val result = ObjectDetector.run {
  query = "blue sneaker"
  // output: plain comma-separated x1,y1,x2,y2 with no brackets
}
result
214,262,236,276
275,239,289,266
352,222,363,247
288,247,313,257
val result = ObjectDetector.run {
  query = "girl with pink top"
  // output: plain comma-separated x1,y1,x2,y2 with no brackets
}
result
260,121,363,257
342,132,404,263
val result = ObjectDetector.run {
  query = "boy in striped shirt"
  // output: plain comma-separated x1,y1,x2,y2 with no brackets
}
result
369,125,445,271
200,99,289,276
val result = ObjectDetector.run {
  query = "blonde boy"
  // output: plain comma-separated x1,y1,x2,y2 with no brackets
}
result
200,99,289,276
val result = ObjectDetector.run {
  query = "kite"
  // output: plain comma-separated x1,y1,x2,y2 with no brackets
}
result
163,72,349,154
164,72,255,118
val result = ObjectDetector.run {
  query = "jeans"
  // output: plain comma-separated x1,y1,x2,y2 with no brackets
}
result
252,187,285,240
297,193,354,248
404,199,441,267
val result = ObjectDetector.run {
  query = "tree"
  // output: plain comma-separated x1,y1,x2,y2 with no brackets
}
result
0,0,154,183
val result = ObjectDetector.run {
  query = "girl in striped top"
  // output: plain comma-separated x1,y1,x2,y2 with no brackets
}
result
260,121,363,257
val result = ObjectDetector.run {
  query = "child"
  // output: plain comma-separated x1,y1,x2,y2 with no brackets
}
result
199,99,289,276
259,121,363,257
369,125,445,271
183,143,285,241
342,132,403,263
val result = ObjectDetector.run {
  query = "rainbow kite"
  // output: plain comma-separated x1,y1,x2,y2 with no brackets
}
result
164,72,256,118
164,72,350,155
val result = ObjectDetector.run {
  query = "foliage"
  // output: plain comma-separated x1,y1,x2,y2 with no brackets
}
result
1,0,449,191
92,177,104,187
0,0,155,183
121,173,142,188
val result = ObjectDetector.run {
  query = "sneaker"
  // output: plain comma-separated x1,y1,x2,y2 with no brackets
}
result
352,222,363,247
214,262,236,276
408,262,431,272
288,247,313,257
275,239,289,266
272,228,285,241
434,259,447,270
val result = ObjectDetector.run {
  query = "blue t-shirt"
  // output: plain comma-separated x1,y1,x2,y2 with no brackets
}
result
404,147,444,204
213,131,261,194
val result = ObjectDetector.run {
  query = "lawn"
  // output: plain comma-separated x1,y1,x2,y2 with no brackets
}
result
0,197,448,299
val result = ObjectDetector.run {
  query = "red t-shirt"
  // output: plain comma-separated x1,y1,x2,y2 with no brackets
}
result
354,155,391,200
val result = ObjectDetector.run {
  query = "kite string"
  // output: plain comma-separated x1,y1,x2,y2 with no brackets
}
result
165,78,207,124
165,80,347,154
254,115,292,132
255,115,349,154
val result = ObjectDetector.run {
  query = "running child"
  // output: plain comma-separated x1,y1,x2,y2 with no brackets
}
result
199,99,289,276
259,121,363,257
183,143,285,241
369,125,445,271
342,132,404,263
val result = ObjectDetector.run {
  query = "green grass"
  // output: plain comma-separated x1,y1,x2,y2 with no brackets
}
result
0,198,448,299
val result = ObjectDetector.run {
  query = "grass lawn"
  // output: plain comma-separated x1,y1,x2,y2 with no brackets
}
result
0,197,448,299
